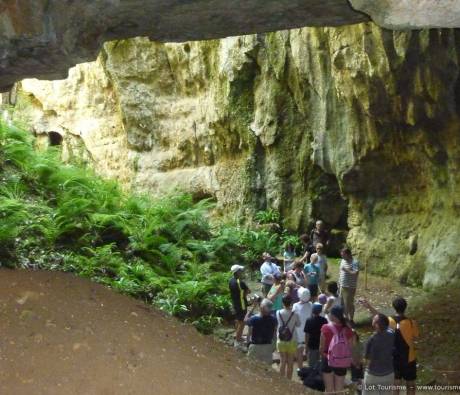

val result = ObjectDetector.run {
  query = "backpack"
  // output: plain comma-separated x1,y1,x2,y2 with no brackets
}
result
327,324,352,368
393,316,411,367
277,311,295,342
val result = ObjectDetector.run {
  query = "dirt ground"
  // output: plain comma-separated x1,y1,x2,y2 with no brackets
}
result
0,269,305,395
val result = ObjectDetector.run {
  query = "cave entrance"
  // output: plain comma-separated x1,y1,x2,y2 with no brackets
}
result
48,132,63,146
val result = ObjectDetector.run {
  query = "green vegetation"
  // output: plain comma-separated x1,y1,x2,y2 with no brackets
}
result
0,123,292,333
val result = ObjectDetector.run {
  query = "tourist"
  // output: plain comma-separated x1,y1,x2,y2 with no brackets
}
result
360,297,419,395
310,220,329,251
299,234,312,263
304,254,321,300
317,293,328,316
320,305,353,394
229,265,250,347
293,287,312,369
339,248,360,323
276,294,301,380
304,302,328,369
351,330,364,394
244,298,277,364
362,313,395,395
283,242,296,272
324,281,341,322
314,243,328,290
285,279,300,304
260,252,281,297
267,273,285,312
287,260,307,287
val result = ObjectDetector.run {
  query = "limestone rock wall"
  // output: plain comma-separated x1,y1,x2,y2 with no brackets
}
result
10,23,460,288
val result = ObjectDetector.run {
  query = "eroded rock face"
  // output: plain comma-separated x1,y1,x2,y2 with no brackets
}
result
8,23,460,288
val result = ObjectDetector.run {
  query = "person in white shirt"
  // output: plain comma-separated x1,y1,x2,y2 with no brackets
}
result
259,252,281,296
293,287,312,369
339,248,360,323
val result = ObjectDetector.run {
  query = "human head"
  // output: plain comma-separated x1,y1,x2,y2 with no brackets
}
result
312,303,323,316
300,234,309,245
294,260,304,271
274,272,283,284
392,297,408,314
372,313,390,332
316,243,324,253
318,293,328,305
230,264,245,278
340,247,352,260
327,281,338,295
285,242,294,252
316,220,324,231
262,252,271,261
285,279,296,290
329,305,347,326
310,253,318,263
298,287,311,303
260,299,273,315
282,294,293,308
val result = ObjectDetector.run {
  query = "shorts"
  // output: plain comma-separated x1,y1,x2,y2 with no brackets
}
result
321,357,347,376
351,364,364,381
277,340,297,355
233,307,247,321
394,360,417,381
308,284,319,298
297,341,306,349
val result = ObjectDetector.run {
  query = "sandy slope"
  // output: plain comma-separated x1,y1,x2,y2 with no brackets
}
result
0,269,304,395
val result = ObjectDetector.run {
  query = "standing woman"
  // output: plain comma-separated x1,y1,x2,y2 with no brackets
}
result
287,260,307,287
267,273,285,312
276,294,301,380
283,242,296,272
319,306,353,394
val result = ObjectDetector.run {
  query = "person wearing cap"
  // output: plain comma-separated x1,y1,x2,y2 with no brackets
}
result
293,287,312,369
304,303,328,369
229,264,250,347
260,253,281,297
244,298,277,364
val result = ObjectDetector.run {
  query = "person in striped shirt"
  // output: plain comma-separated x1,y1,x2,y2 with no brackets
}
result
339,248,360,324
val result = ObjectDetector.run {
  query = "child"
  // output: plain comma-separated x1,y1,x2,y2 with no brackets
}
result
304,255,320,300
277,294,301,380
324,282,341,322
285,279,300,304
317,293,328,316
293,288,312,369
351,330,364,394
283,243,296,272
304,303,327,369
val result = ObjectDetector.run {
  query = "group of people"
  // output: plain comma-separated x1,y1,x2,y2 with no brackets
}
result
228,220,419,394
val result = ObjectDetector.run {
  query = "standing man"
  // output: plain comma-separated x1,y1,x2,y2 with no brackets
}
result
244,299,277,364
339,248,360,324
310,220,329,252
229,264,251,348
260,253,281,296
363,314,395,395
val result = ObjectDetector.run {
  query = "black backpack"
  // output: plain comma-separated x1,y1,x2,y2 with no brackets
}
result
277,311,295,342
393,316,411,367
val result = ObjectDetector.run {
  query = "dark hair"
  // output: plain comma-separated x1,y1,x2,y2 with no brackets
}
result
330,305,347,327
282,294,293,307
376,313,390,330
285,243,294,251
341,247,352,257
294,261,304,270
300,234,310,243
392,297,407,314
327,281,338,295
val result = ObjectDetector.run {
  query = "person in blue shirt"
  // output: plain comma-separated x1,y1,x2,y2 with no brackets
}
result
304,254,321,300
244,299,277,364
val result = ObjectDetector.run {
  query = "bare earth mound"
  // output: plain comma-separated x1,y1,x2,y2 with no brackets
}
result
0,269,303,395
